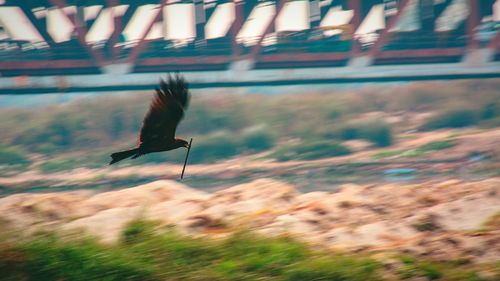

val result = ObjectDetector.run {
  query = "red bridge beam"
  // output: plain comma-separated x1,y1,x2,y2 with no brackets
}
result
49,0,105,66
0,60,95,70
127,0,168,66
488,30,500,51
368,0,411,58
230,0,244,58
107,0,121,61
249,0,287,61
348,0,362,56
467,0,480,50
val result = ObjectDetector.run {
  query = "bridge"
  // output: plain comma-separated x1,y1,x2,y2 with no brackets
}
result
0,0,499,94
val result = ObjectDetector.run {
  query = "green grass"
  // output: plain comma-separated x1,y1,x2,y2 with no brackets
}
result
418,140,456,152
372,140,456,159
1,219,498,281
1,221,382,281
373,150,405,159
400,149,426,158
396,255,488,281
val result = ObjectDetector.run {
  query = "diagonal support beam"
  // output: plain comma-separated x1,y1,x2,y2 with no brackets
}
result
49,0,105,66
230,0,245,58
18,4,56,47
434,0,453,19
127,0,167,66
348,0,362,55
249,0,287,61
368,0,411,58
114,2,140,60
106,0,121,60
488,30,500,51
466,0,480,50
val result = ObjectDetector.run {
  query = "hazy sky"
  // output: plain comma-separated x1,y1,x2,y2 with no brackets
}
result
0,0,498,44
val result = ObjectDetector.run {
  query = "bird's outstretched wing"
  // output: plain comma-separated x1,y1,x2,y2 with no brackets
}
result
139,74,190,145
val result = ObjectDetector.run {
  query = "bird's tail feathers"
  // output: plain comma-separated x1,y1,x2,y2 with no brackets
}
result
109,148,140,165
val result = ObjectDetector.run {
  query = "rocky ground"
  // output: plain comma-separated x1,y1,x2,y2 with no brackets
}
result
1,178,499,264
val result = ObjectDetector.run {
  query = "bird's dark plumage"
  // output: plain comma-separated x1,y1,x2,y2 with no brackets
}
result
109,74,190,165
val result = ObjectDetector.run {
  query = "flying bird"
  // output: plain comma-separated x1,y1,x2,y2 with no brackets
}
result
109,74,190,165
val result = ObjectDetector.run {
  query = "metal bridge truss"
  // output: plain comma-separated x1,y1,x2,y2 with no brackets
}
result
0,0,499,94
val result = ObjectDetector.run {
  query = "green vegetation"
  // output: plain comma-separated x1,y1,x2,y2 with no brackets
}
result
190,131,240,164
372,140,455,159
270,140,351,161
240,125,275,152
418,140,455,152
420,109,479,131
396,255,487,281
0,145,30,167
0,79,499,170
373,150,405,159
1,220,496,281
335,120,393,147
0,220,383,281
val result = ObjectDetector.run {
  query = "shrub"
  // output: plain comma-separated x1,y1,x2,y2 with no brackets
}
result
480,102,499,120
240,126,275,152
336,121,393,147
360,122,393,147
419,263,443,280
420,109,479,131
270,140,351,161
0,145,30,166
189,131,240,164
122,220,156,244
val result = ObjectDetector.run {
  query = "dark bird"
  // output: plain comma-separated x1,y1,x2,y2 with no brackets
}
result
109,74,190,165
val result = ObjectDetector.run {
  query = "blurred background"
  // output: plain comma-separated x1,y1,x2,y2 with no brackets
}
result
0,1,500,281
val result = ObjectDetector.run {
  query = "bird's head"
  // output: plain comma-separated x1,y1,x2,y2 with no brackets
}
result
174,138,190,149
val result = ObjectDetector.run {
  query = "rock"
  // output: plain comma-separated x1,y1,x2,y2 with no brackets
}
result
408,213,443,232
147,199,205,224
63,207,141,243
0,191,91,227
211,179,298,206
82,180,209,215
1,177,499,264
425,194,500,231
